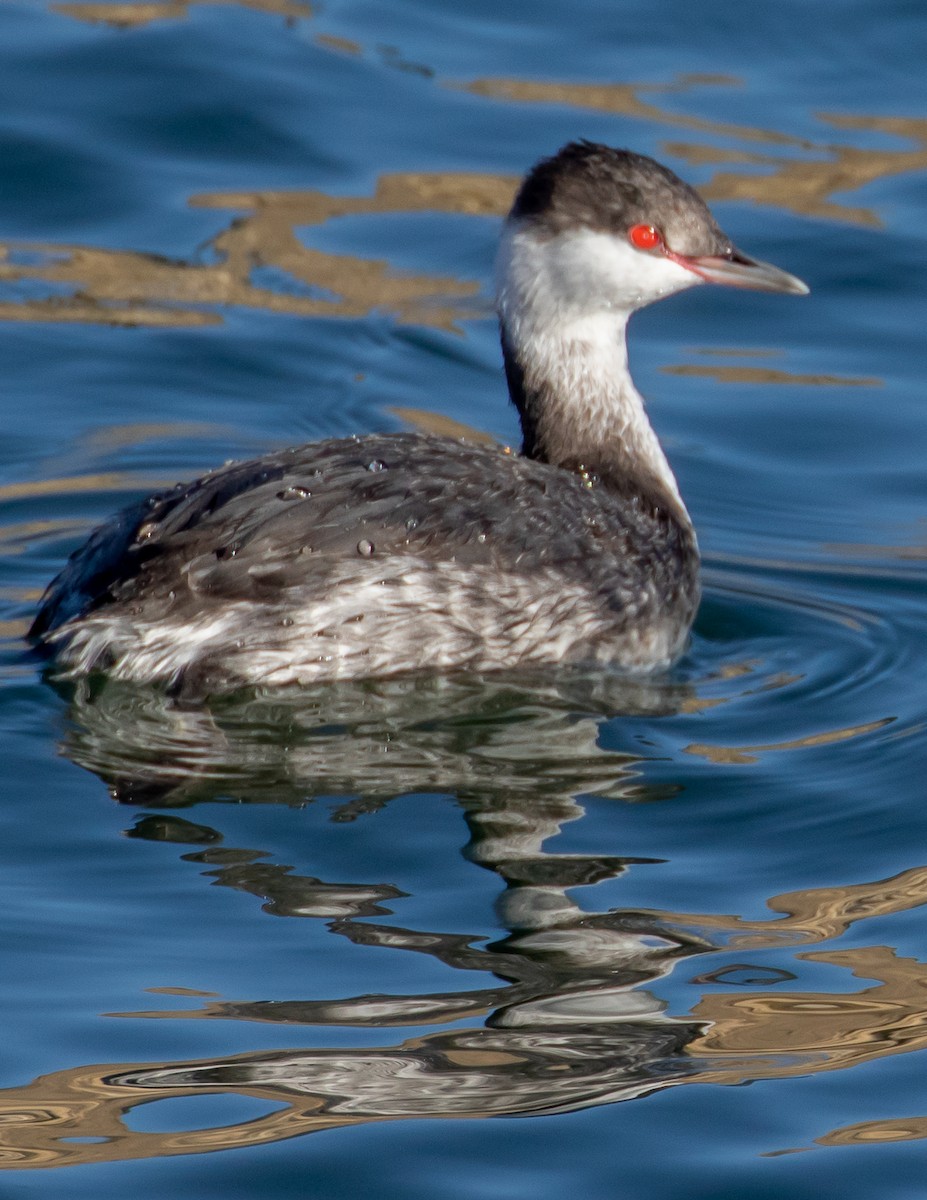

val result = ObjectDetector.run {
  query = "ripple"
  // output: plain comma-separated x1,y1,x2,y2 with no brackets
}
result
695,566,902,694
678,564,909,766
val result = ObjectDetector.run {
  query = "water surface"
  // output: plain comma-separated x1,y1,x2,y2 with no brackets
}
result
3,1,927,1196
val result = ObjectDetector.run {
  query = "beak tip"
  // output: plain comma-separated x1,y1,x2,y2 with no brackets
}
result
778,271,810,297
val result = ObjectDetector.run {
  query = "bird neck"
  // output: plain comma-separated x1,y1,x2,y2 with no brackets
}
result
500,310,689,523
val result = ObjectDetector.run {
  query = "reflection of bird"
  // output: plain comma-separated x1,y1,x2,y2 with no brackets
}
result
31,142,806,693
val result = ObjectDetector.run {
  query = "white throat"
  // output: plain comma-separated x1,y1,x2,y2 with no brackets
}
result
495,219,696,509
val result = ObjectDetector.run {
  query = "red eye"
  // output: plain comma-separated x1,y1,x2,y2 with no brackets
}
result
629,224,663,251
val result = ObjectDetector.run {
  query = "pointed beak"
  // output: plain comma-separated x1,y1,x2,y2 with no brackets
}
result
674,247,809,295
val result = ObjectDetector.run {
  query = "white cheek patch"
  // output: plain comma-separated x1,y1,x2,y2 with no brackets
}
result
496,221,700,331
547,229,699,309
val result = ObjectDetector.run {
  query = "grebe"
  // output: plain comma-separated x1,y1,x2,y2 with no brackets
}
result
31,142,807,694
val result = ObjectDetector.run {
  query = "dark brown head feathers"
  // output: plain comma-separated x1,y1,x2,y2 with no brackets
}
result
510,141,732,257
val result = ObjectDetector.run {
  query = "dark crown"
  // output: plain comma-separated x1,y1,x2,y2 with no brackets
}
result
510,141,732,257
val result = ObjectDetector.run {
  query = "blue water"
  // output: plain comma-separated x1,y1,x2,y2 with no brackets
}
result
3,0,927,1196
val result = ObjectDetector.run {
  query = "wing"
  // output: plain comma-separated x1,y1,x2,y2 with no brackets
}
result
32,431,688,634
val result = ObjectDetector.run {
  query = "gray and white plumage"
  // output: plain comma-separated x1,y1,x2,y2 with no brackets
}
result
31,141,807,694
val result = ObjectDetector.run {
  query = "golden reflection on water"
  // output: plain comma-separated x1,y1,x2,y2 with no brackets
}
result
0,172,507,331
0,858,925,1168
2,67,925,335
463,77,927,228
656,866,927,955
0,668,916,1169
664,363,880,388
387,406,501,444
684,715,895,765
39,0,927,241
811,1115,927,1148
0,472,168,502
676,113,927,227
11,18,927,1167
314,33,363,57
692,944,927,1089
462,75,808,151
53,0,313,27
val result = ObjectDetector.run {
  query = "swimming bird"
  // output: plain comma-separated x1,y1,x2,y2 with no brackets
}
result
30,141,807,694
